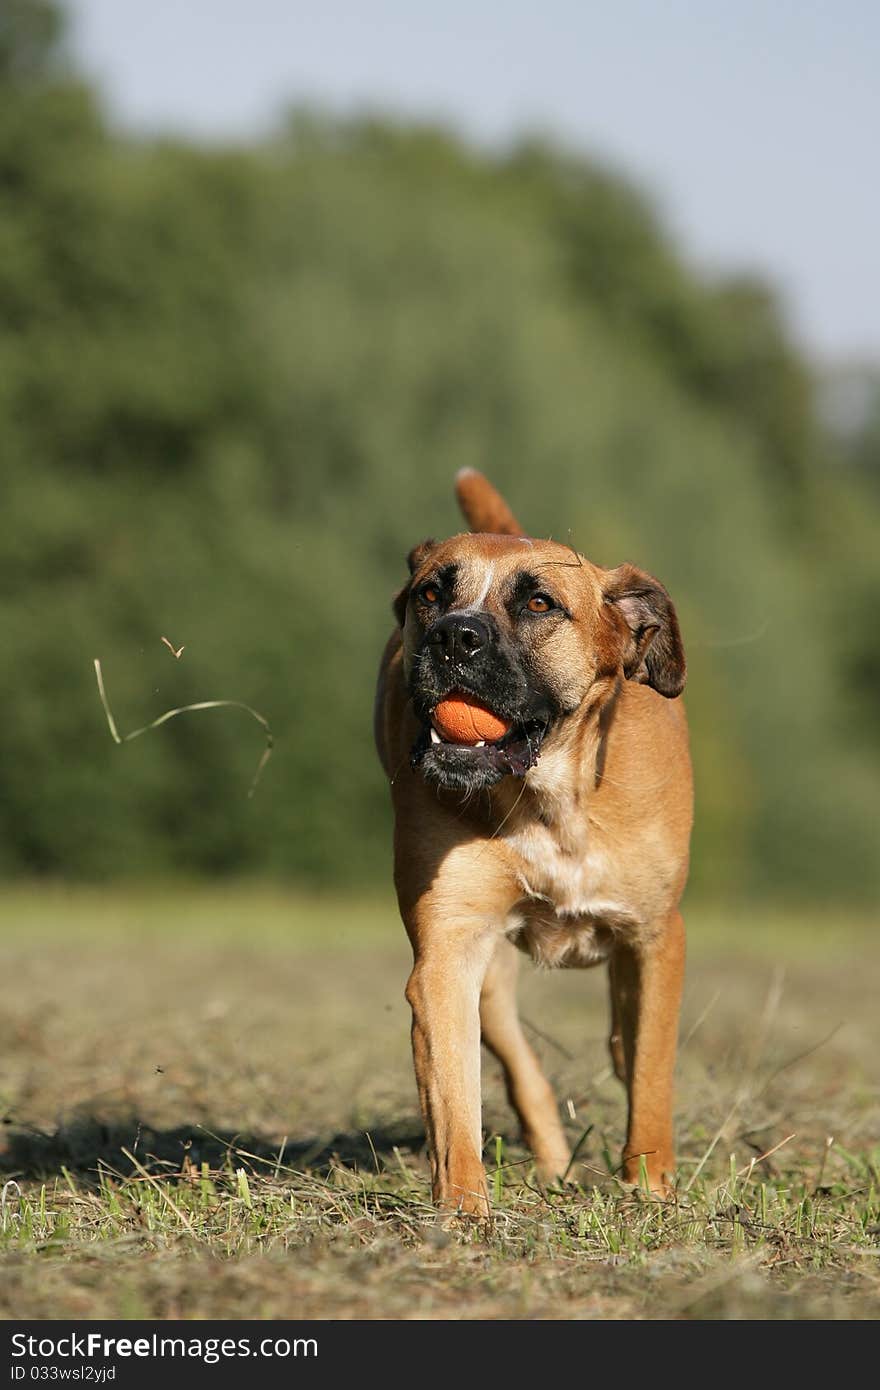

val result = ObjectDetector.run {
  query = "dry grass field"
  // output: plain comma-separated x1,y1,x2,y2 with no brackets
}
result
1,886,877,1320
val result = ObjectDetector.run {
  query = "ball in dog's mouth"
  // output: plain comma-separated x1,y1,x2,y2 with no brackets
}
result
430,694,512,748
412,695,550,788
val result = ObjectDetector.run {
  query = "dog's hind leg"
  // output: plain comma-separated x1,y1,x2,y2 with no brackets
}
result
607,956,628,1084
480,938,571,1184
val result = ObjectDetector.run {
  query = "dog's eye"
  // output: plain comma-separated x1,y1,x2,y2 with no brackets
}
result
420,583,441,605
526,594,554,614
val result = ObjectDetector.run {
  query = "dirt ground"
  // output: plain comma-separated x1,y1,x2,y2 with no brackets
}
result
1,887,877,1319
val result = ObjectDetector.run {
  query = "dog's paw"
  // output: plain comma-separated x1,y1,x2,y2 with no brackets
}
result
621,1153,676,1199
436,1179,492,1223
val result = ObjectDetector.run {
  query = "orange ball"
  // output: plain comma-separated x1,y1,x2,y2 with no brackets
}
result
432,696,511,746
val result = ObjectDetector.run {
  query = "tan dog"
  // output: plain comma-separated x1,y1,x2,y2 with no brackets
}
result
375,471,692,1216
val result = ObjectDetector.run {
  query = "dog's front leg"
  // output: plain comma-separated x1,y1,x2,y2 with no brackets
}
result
610,910,685,1196
405,922,497,1218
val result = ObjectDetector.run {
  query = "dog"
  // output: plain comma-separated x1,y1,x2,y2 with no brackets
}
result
374,470,692,1216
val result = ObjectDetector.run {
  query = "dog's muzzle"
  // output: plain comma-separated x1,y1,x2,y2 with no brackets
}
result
408,611,554,791
426,612,492,668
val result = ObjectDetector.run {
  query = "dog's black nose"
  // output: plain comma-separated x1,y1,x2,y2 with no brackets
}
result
427,613,491,665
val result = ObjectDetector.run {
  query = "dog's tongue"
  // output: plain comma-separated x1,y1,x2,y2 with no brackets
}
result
432,695,512,746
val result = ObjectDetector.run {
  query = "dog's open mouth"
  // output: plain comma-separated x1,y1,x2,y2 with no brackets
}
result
411,691,550,787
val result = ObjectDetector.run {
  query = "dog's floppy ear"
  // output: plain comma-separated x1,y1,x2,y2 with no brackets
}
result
392,539,437,626
603,563,686,698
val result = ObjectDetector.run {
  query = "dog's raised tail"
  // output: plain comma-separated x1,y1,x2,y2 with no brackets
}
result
455,469,524,536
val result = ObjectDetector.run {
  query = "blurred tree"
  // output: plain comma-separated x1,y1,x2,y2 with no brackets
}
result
0,0,63,82
0,0,876,902
502,140,815,494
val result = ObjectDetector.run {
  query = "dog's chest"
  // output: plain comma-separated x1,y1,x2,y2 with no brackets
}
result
502,818,636,969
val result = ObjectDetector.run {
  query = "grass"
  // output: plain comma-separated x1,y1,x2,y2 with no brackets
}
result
1,886,878,1320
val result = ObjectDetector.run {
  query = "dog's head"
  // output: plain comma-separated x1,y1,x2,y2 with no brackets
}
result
393,477,685,793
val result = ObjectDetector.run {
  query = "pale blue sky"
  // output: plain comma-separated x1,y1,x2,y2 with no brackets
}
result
66,1,879,363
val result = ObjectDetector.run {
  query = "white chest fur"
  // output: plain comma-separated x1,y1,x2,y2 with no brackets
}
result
504,816,631,919
502,806,638,969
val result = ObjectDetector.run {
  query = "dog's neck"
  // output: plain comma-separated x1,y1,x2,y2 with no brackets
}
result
495,680,620,853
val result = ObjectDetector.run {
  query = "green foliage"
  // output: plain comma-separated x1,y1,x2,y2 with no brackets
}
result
0,0,64,83
0,1,877,899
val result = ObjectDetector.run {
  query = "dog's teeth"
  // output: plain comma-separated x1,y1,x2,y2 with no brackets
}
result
474,740,486,747
430,727,442,744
